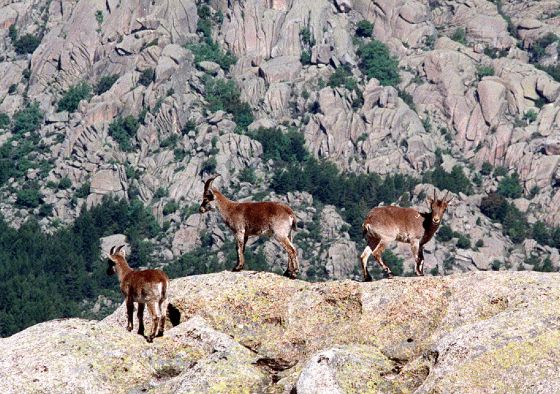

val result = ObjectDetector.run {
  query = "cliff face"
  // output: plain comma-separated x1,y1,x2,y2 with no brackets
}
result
2,271,560,393
0,0,560,284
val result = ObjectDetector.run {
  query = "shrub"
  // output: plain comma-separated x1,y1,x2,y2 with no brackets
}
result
381,250,404,276
523,109,538,123
75,182,90,198
239,167,257,184
493,166,508,177
450,28,467,45
480,193,508,221
328,65,357,91
480,161,493,175
456,233,471,249
108,115,139,151
537,64,560,82
57,82,92,113
8,84,17,94
13,33,41,55
181,120,196,135
477,65,494,79
0,113,10,129
422,165,473,195
163,200,179,215
12,102,43,134
16,187,42,208
249,128,307,163
187,40,236,70
138,68,155,87
95,74,119,95
300,50,311,65
436,225,453,242
203,76,253,130
355,20,374,38
58,177,72,190
200,157,217,175
8,24,17,41
497,172,523,198
529,33,559,63
357,40,400,87
153,187,168,199
300,27,315,47
475,239,484,248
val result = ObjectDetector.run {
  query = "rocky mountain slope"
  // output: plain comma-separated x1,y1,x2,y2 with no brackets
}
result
1,0,560,329
2,270,560,393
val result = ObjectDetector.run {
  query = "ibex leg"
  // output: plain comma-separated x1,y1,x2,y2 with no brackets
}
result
157,297,168,337
126,297,134,332
137,302,145,336
146,302,159,343
279,236,298,279
232,232,247,272
372,242,393,279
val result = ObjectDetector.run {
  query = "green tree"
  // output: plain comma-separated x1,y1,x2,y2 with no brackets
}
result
13,34,41,54
12,102,43,134
358,40,400,86
497,172,523,198
57,82,92,112
95,74,119,95
108,115,139,151
355,20,374,38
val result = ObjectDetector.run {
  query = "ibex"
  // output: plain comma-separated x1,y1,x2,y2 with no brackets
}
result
198,174,299,279
360,190,452,281
107,245,170,342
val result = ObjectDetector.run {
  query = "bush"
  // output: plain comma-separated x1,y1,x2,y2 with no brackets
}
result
108,115,139,151
328,65,357,91
423,165,473,195
456,233,471,249
163,200,179,215
497,172,523,198
58,177,72,190
13,33,41,55
249,128,307,163
529,33,559,63
477,65,494,79
451,28,467,45
239,167,257,184
203,76,253,130
0,113,10,129
480,161,493,176
493,166,508,177
95,74,119,95
200,157,217,175
138,68,155,87
523,109,538,123
300,27,315,47
57,82,92,113
537,64,560,82
300,50,311,65
187,40,236,70
436,225,454,242
355,20,374,38
12,102,43,134
358,40,400,87
16,187,42,208
480,193,508,221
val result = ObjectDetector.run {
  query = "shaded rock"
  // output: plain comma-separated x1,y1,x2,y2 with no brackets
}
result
259,56,302,84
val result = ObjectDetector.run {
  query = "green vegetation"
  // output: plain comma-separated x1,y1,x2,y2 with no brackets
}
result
456,233,471,249
537,64,560,82
480,193,528,243
15,186,43,208
481,161,493,176
355,20,374,38
57,82,92,113
249,127,307,163
95,74,119,95
9,25,41,55
528,33,559,63
0,197,160,337
0,113,10,129
203,76,253,131
436,224,454,242
108,115,140,151
357,40,400,87
477,65,495,80
497,172,523,198
328,65,358,91
12,102,44,135
523,109,538,124
138,68,155,87
187,41,236,70
423,164,473,195
451,28,467,45
239,167,257,184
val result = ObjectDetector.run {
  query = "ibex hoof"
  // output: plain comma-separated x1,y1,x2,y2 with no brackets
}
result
127,326,133,332
137,330,144,336
385,272,394,279
146,336,154,343
156,332,164,338
364,275,373,282
283,270,297,279
232,265,243,272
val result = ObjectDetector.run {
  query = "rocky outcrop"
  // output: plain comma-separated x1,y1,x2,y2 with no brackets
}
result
3,271,560,393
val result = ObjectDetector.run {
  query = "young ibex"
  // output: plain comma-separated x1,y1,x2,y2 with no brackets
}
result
199,174,299,278
107,245,170,342
360,189,452,281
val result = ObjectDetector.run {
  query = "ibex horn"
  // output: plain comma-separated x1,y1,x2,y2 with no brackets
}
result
115,244,125,254
110,246,115,255
204,173,221,191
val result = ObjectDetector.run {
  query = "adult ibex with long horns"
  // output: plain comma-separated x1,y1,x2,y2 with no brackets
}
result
199,174,299,279
360,189,453,281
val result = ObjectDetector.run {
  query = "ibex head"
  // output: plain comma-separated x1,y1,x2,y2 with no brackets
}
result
107,244,126,276
199,174,221,213
426,189,453,225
